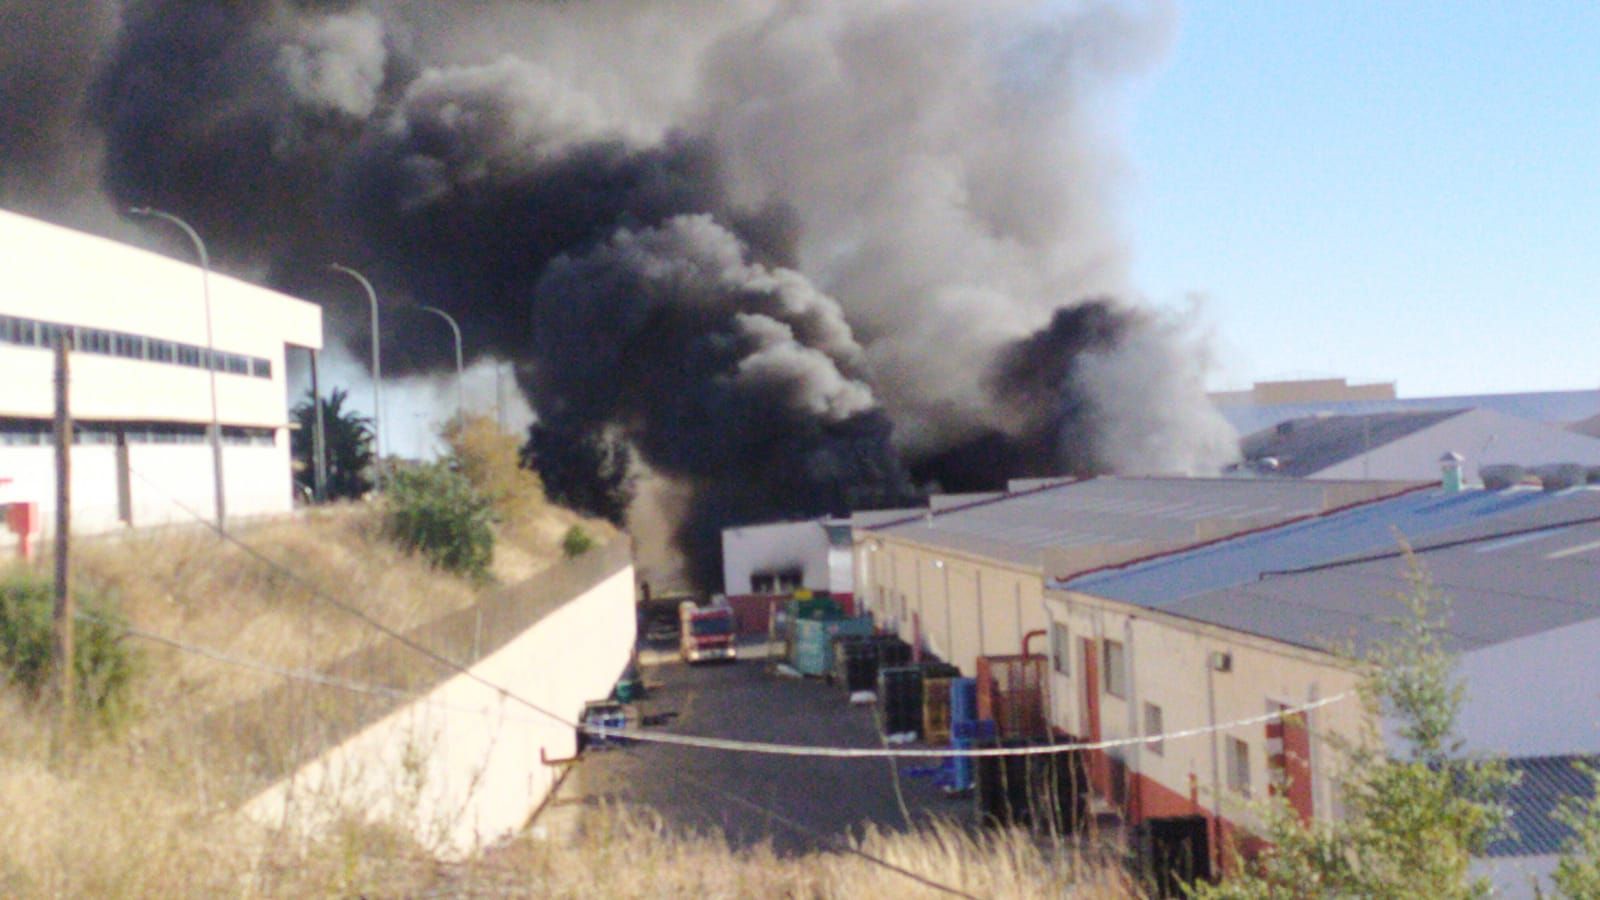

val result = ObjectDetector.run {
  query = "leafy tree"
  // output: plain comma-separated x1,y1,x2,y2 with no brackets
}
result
0,567,137,727
1550,761,1600,898
561,525,595,559
291,388,375,501
1191,556,1515,899
441,414,548,527
382,463,495,579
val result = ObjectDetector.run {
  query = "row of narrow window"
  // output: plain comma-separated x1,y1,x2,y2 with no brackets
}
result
0,418,276,447
0,314,272,379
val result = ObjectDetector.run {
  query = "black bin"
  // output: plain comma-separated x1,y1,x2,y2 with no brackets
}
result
974,739,1089,834
877,666,925,737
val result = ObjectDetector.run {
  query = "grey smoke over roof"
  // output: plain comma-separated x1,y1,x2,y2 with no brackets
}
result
1,0,1238,587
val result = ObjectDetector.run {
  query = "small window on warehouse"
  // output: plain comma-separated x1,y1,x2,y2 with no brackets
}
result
1051,623,1070,677
1144,702,1164,755
1103,638,1127,698
1227,737,1251,797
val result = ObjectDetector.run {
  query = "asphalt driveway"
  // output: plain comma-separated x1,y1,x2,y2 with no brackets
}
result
543,651,974,854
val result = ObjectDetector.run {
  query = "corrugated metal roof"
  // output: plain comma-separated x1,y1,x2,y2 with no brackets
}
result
869,477,1375,568
1240,409,1467,477
1489,755,1598,858
1063,488,1600,655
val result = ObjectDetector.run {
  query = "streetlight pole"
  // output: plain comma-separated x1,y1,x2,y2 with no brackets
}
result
419,306,465,425
129,207,226,532
327,264,384,491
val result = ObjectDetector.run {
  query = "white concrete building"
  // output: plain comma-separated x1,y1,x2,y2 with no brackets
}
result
720,517,864,601
1234,407,1600,482
0,209,322,545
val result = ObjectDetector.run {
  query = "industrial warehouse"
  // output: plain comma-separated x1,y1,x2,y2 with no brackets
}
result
700,461,1600,895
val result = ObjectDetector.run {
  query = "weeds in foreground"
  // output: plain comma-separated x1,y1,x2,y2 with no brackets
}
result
1,505,1128,898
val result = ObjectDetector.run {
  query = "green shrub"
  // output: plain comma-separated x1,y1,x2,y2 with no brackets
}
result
382,463,495,579
0,567,136,725
561,525,595,559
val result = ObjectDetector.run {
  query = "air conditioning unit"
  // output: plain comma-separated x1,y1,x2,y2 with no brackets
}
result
1209,651,1233,673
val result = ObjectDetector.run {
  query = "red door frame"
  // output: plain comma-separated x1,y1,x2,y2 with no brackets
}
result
1267,702,1315,823
1081,638,1107,798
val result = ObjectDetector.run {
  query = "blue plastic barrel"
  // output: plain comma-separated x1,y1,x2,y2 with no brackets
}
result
950,677,978,726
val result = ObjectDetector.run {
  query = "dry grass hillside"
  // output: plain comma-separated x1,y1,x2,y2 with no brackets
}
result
0,427,1136,897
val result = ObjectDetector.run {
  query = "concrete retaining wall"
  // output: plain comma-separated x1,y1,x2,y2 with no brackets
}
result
243,559,637,857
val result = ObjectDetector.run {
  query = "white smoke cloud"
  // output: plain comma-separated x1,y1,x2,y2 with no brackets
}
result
278,10,389,119
1077,304,1240,475
693,0,1181,454
734,313,877,421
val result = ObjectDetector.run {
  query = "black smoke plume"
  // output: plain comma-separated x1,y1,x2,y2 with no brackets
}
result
2,1,1240,590
912,301,1132,492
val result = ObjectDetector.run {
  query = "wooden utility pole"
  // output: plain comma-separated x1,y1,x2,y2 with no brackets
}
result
309,348,328,502
52,334,73,713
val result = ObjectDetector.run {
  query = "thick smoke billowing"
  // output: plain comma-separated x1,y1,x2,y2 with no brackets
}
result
1,0,1239,589
0,1,119,223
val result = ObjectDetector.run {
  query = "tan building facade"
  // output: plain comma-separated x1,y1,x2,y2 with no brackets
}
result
1044,587,1364,843
856,529,1047,674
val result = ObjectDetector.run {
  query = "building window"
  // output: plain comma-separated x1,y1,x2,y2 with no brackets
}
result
222,426,276,447
78,328,112,354
0,316,37,345
1227,737,1251,797
37,323,69,348
0,311,274,378
750,568,803,594
1144,702,1164,755
110,333,139,358
1051,623,1070,676
1103,638,1127,698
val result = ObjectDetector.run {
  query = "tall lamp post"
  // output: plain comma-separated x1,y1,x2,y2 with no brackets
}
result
328,264,383,490
419,306,465,425
129,207,226,532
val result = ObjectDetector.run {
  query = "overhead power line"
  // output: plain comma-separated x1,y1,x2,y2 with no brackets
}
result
121,470,977,895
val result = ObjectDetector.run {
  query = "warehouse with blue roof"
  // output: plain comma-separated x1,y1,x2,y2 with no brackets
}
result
1045,479,1600,897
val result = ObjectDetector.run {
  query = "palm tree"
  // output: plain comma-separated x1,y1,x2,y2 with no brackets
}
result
291,388,375,501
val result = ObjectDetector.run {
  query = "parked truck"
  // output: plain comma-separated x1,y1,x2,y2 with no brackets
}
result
679,600,737,663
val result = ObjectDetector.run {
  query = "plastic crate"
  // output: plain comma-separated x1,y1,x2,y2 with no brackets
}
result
923,677,954,745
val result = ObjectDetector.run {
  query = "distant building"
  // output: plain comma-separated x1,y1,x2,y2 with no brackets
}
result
1233,407,1600,482
0,209,323,547
721,518,855,598
718,517,860,634
1210,377,1397,408
1570,413,1600,439
1216,387,1600,437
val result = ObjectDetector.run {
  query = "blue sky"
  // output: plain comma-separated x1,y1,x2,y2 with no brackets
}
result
1126,1,1599,397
